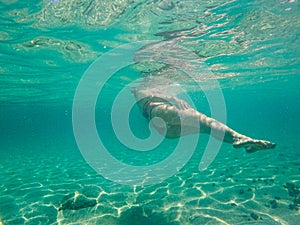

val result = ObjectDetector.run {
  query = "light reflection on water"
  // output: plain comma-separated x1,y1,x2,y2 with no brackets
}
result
0,0,299,103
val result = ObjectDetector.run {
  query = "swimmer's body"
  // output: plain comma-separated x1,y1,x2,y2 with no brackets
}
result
133,88,276,153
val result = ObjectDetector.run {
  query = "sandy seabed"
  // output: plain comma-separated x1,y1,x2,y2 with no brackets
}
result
0,143,299,225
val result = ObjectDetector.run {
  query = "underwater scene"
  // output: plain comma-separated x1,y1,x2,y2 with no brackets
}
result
0,0,300,224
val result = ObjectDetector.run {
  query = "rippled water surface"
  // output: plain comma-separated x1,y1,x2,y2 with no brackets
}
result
0,0,300,224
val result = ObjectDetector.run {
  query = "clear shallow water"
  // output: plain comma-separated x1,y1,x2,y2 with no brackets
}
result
1,0,300,224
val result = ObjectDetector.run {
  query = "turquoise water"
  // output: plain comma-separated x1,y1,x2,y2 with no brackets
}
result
1,0,300,224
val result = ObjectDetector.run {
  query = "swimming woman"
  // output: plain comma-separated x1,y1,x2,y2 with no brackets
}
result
133,87,276,153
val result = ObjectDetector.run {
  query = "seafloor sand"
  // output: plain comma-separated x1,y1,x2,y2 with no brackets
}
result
0,141,299,225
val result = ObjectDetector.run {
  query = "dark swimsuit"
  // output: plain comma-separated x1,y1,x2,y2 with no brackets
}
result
142,97,172,120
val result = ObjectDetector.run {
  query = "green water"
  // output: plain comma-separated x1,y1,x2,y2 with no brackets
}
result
1,0,300,224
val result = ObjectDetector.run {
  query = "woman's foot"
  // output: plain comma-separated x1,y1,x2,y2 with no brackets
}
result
233,138,276,153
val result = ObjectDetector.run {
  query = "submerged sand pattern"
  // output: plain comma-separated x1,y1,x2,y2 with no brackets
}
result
1,145,299,225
